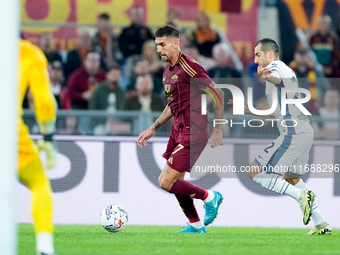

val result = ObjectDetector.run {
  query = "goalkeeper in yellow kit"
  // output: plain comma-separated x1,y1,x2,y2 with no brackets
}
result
19,39,57,255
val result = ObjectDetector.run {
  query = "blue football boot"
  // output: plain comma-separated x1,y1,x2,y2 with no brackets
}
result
204,191,223,226
174,223,207,233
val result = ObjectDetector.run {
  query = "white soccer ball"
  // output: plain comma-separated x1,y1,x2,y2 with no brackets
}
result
100,204,128,232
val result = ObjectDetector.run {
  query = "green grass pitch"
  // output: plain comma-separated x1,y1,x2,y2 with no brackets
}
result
18,224,339,255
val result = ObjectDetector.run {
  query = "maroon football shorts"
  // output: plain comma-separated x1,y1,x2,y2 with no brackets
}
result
162,127,209,173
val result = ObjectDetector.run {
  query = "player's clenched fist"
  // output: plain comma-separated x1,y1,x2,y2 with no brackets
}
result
137,128,155,148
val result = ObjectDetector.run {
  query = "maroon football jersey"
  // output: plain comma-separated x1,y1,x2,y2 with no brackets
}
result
162,52,212,132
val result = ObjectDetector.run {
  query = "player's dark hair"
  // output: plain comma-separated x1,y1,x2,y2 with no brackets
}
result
155,25,180,39
99,13,110,20
255,38,279,58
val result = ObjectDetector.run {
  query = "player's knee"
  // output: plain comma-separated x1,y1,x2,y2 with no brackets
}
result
158,178,172,191
159,182,172,191
158,175,162,186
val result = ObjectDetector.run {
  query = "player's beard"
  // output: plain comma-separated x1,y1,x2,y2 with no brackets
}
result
262,59,270,67
161,54,169,62
161,50,174,63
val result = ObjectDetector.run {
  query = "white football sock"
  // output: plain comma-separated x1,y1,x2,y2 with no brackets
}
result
36,232,55,254
294,179,326,226
203,191,215,203
253,172,301,200
190,221,204,229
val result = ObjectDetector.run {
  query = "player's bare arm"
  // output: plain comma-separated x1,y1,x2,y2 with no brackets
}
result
150,105,172,131
137,105,173,148
206,83,224,148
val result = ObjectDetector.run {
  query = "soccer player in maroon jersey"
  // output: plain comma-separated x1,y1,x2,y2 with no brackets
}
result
137,26,224,233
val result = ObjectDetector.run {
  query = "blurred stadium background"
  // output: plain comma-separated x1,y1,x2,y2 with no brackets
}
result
17,0,340,231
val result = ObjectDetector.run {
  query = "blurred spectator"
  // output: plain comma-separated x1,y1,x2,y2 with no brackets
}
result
39,32,62,64
125,40,165,94
126,60,164,95
64,29,107,82
289,48,319,113
167,8,182,30
315,89,340,139
126,60,148,97
123,75,165,111
193,13,221,58
92,13,122,66
209,43,242,111
118,6,154,58
118,6,154,88
67,52,106,109
90,66,129,135
89,66,125,111
309,14,339,77
59,116,84,135
49,60,64,109
336,20,340,74
180,32,193,49
141,40,165,92
142,40,164,76
182,44,216,72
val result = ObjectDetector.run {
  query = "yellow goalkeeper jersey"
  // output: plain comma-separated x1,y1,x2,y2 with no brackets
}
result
18,39,56,169
19,39,56,121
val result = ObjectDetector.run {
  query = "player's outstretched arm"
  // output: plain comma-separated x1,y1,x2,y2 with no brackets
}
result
206,83,224,148
137,105,172,148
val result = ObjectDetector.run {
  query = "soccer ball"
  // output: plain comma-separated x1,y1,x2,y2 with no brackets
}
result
100,204,128,232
